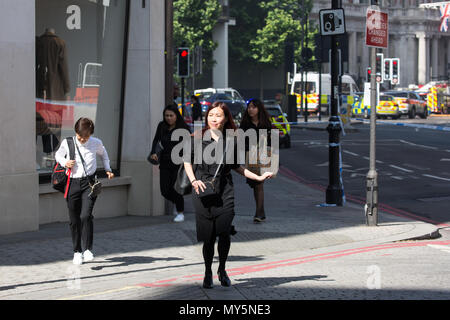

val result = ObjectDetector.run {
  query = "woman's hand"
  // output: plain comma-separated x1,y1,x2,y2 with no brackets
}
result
257,172,273,182
150,154,158,162
66,160,75,169
192,180,206,195
106,171,115,180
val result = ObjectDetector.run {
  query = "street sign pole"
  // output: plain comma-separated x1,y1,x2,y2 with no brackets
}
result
364,1,388,226
366,46,378,226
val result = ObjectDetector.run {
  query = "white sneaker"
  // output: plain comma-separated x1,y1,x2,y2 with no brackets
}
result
73,252,83,265
174,213,185,222
83,250,94,262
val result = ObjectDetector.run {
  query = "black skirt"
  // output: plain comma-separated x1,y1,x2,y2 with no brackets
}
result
192,174,235,242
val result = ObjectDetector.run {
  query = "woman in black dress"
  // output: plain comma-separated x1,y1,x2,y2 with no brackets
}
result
239,98,272,223
183,101,273,289
150,104,190,222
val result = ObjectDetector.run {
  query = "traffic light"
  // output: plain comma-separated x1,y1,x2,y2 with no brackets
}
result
177,47,190,78
384,58,391,81
366,67,372,82
391,58,400,85
375,53,383,83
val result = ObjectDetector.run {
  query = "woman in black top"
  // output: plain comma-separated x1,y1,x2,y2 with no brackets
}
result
150,105,190,222
183,101,273,289
239,98,272,223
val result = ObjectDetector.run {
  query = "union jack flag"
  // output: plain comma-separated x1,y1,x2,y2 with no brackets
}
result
440,3,450,32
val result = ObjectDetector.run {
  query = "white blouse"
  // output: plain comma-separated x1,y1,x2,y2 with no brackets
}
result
55,136,112,178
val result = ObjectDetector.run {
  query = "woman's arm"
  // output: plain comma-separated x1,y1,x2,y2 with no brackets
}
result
184,162,206,194
233,165,273,182
150,122,162,154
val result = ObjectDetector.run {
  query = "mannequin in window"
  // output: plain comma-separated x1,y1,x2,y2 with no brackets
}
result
36,28,70,157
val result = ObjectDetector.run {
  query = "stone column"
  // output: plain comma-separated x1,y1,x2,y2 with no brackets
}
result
431,36,439,81
406,35,417,87
212,22,229,88
417,33,428,85
0,0,39,234
348,31,358,77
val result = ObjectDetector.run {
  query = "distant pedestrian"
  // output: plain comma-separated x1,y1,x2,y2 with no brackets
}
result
239,98,272,223
150,104,191,222
183,101,273,289
55,117,114,265
191,95,203,122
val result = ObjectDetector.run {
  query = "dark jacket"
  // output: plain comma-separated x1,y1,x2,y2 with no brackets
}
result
151,121,187,169
36,32,70,100
192,102,203,121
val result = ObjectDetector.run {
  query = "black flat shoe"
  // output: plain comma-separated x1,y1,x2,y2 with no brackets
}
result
203,273,213,289
217,270,231,287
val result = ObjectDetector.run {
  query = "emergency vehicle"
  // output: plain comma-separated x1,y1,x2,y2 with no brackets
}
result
290,72,359,114
352,94,401,119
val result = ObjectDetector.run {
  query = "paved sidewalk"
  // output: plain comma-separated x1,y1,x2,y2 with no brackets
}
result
0,167,443,300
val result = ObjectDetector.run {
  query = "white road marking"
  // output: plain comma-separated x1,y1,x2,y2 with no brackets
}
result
343,150,359,157
391,176,404,180
389,165,414,173
399,140,438,150
422,174,450,182
440,159,450,162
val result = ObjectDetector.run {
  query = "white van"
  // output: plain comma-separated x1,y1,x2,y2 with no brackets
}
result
290,72,359,113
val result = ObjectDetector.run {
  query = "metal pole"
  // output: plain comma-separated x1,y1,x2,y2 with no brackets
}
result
304,16,309,123
165,0,174,107
319,37,322,121
365,32,379,225
326,0,344,205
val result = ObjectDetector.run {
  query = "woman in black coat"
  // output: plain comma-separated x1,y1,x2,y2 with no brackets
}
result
150,104,191,222
239,98,272,223
183,101,273,289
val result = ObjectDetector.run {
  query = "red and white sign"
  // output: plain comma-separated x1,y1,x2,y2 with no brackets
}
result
365,8,389,48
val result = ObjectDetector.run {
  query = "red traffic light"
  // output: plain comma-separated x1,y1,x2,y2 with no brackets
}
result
393,60,397,66
181,50,188,57
368,69,372,74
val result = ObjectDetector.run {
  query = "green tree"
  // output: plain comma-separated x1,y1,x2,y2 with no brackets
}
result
173,0,221,73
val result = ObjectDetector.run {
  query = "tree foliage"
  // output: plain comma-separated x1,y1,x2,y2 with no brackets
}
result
230,0,318,69
173,0,221,71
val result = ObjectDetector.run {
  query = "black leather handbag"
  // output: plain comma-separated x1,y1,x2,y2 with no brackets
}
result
174,165,192,196
147,141,163,165
197,140,229,199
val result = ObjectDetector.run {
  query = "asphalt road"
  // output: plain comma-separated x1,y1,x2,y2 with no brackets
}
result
280,119,450,226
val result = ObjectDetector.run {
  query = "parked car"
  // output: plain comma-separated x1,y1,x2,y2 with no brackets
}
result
384,91,428,119
351,95,401,120
264,102,291,148
190,88,247,126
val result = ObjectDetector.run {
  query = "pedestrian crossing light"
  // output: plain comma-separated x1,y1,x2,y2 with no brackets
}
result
376,53,383,83
384,58,391,81
366,67,372,83
391,58,400,85
177,47,190,78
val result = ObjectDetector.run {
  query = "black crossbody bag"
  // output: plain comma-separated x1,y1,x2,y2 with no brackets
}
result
74,139,102,199
197,139,230,199
51,137,75,198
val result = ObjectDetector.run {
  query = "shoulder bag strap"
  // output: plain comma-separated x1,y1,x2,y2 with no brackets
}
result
73,137,89,177
211,138,230,182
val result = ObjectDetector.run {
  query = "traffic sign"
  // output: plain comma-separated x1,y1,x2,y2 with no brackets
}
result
319,9,346,36
365,7,389,48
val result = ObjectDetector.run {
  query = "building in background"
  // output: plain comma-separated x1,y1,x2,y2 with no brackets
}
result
0,0,167,235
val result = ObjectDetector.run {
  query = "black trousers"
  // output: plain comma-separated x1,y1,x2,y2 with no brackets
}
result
160,167,184,212
66,176,97,253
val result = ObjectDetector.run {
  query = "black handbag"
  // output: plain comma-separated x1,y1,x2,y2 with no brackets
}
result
52,137,75,198
74,139,103,199
197,139,230,199
147,141,164,165
174,165,192,196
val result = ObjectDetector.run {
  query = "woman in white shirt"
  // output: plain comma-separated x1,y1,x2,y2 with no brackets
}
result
55,117,114,265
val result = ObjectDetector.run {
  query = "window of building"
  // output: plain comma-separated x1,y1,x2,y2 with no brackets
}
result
35,0,128,176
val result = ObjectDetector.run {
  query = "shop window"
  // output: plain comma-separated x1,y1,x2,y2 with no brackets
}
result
35,0,127,174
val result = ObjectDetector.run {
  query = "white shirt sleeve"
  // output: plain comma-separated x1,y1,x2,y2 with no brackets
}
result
96,140,112,172
55,138,69,168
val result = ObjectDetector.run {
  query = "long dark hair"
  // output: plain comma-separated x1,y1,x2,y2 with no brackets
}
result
240,98,272,129
201,101,237,135
162,104,190,131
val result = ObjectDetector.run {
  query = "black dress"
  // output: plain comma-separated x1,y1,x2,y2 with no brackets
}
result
191,136,240,242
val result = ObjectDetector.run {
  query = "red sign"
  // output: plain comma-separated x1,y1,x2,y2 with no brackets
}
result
365,9,388,48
